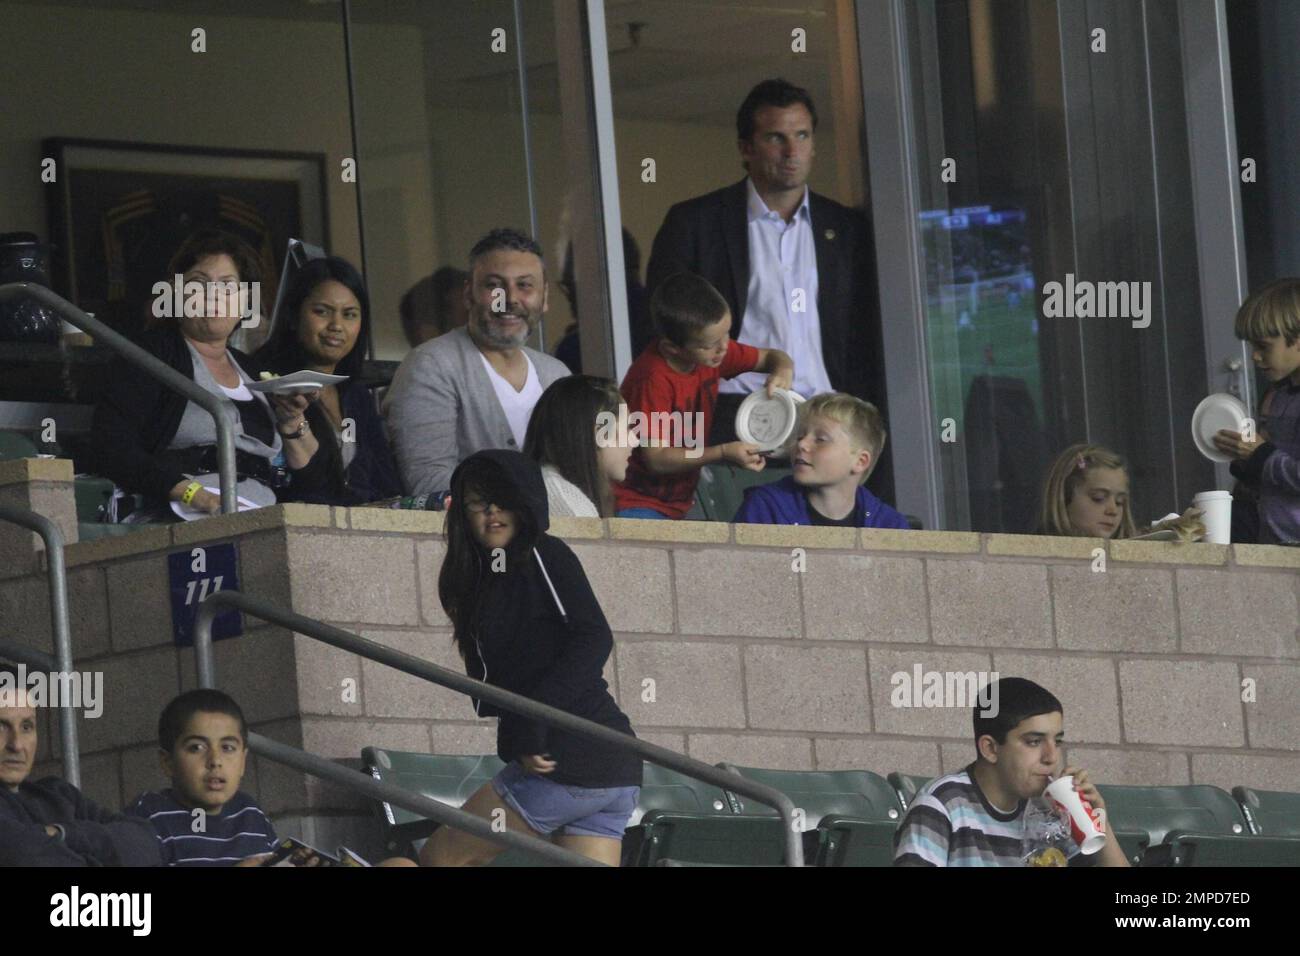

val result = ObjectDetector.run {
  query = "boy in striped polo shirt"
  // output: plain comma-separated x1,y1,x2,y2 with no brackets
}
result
893,677,1129,867
127,689,277,866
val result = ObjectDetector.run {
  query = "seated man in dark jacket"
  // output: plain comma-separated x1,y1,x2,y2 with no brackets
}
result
0,665,160,866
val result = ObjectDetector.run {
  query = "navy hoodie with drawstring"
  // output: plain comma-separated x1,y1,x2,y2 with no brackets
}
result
454,450,642,790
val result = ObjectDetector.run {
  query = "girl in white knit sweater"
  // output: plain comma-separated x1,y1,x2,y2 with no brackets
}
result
524,376,634,518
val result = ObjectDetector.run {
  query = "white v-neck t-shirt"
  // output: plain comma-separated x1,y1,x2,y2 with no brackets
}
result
479,350,543,448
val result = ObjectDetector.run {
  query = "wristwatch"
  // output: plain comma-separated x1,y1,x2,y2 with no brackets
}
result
280,417,310,440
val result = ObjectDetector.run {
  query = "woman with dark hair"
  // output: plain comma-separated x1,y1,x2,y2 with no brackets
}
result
257,256,400,505
91,229,332,519
421,450,641,867
523,375,635,518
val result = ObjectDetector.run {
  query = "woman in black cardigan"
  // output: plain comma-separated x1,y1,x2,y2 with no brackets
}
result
90,230,331,518
255,256,400,505
421,450,642,867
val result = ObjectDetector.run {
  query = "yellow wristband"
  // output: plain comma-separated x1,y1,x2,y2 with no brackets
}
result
181,482,202,506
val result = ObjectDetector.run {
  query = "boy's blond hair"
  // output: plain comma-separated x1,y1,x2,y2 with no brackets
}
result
798,392,886,484
1234,278,1300,346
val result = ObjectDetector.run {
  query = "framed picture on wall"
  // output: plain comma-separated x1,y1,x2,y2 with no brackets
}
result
43,137,328,341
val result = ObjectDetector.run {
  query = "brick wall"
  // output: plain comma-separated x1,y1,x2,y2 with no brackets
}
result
1,484,1297,851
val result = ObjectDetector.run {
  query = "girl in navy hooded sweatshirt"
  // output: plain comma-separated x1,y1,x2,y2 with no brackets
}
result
420,450,642,866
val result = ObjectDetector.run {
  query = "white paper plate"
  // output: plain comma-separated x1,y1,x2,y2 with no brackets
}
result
735,388,805,453
170,489,264,521
247,370,348,394
1130,528,1178,542
1191,392,1249,463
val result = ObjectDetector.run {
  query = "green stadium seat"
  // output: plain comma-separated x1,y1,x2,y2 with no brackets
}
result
629,762,733,825
1164,832,1300,867
73,475,116,523
0,431,38,461
695,463,792,522
1097,784,1249,866
888,772,933,810
360,748,505,854
1098,784,1248,844
815,816,900,867
626,811,789,866
620,763,736,866
1232,786,1300,837
719,765,904,827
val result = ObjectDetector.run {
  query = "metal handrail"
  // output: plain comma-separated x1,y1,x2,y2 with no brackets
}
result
0,505,79,786
195,590,805,866
246,731,599,867
0,282,238,513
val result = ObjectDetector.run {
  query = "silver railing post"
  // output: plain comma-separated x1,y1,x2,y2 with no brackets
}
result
0,282,238,513
0,504,80,787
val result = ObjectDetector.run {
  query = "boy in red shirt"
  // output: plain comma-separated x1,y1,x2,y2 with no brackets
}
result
614,273,794,518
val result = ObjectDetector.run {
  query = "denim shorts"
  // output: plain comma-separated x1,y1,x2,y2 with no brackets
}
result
491,762,640,840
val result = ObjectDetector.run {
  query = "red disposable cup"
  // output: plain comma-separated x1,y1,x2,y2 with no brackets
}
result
1043,775,1106,855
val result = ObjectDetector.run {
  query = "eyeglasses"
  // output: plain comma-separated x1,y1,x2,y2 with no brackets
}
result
463,499,504,514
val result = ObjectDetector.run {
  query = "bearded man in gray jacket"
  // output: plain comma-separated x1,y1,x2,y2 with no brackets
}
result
384,229,571,497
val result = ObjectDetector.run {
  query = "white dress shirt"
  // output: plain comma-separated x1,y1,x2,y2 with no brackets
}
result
720,179,835,397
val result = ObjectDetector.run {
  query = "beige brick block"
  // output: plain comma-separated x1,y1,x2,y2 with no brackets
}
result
0,457,74,486
687,733,814,770
993,652,1121,744
860,529,980,554
301,717,431,761
570,544,673,635
293,631,363,717
428,722,499,755
106,556,173,653
927,560,1052,647
610,518,730,543
237,530,291,608
802,554,928,643
733,524,857,549
246,718,306,815
346,508,445,535
1118,660,1244,746
869,648,994,738
675,549,801,638
1233,544,1300,569
638,732,686,755
985,533,1103,559
1065,748,1190,786
1178,569,1299,658
813,737,942,777
0,566,111,660
616,641,745,728
940,741,977,775
76,647,181,753
548,516,607,540
170,503,288,546
279,503,335,528
64,526,172,568
1190,752,1300,793
178,627,299,726
1109,539,1228,566
413,540,450,626
745,645,870,733
120,743,168,806
1051,566,1175,653
0,468,78,579
77,751,122,813
1243,665,1300,750
359,629,479,721
287,532,419,625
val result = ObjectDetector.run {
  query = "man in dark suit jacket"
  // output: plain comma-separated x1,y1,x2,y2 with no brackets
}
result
645,78,893,502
